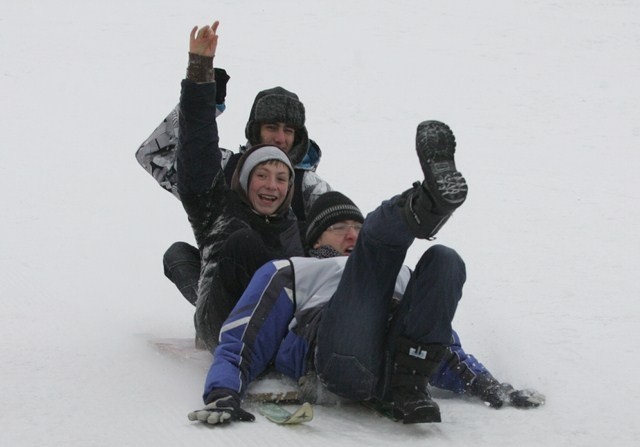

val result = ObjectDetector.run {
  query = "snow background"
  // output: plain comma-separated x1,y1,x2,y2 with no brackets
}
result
1,0,639,445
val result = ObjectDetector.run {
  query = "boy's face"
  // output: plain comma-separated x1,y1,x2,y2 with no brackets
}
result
259,123,296,153
313,220,362,256
247,161,290,215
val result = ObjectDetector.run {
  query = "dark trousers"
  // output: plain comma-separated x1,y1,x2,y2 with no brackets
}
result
315,196,466,401
163,241,200,306
193,229,273,348
163,230,272,309
164,231,277,348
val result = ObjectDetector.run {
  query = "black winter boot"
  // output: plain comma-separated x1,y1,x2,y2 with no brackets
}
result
400,121,468,239
416,120,467,209
399,184,452,240
389,337,447,423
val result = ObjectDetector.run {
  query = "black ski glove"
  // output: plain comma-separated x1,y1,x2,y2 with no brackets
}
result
470,373,545,409
188,389,255,425
214,68,230,105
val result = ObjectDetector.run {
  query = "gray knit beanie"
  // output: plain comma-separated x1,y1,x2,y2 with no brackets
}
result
237,145,294,193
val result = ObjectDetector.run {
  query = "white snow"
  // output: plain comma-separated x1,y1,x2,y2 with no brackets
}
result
1,0,639,445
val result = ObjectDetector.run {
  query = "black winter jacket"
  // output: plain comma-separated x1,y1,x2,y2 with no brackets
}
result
176,79,303,309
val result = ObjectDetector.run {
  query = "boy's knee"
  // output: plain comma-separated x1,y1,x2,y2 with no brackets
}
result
163,242,200,279
164,241,198,264
420,244,466,277
428,244,460,262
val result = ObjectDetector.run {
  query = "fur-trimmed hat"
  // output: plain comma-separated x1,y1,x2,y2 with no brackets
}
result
245,87,309,166
305,191,364,247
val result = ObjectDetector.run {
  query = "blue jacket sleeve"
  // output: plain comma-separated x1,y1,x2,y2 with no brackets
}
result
176,79,222,196
202,260,296,403
429,330,493,394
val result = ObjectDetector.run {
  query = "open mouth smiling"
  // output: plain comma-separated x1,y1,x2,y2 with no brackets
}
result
258,194,278,203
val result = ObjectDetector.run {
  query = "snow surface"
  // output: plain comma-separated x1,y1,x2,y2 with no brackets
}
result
1,0,639,445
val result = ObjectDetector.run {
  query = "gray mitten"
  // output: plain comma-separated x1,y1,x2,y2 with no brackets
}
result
188,389,255,425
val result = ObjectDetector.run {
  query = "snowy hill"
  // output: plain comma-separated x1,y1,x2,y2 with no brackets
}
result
1,0,639,445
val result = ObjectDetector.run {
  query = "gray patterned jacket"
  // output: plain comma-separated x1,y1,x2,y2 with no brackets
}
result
135,104,332,224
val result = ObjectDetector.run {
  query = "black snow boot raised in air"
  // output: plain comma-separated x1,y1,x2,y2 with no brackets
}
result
400,120,468,239
416,120,468,209
389,337,447,423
